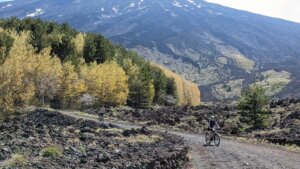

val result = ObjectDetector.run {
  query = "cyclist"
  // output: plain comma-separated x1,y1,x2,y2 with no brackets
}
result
207,116,220,142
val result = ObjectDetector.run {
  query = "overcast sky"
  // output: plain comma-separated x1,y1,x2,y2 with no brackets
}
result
205,0,300,23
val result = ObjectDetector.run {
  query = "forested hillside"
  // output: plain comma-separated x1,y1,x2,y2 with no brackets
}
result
2,0,299,101
0,18,200,117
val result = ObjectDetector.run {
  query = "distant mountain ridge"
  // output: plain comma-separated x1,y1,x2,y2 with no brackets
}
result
1,0,300,101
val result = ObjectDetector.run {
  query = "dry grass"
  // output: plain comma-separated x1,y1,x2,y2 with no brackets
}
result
186,152,193,162
3,154,27,168
64,109,98,119
217,57,228,65
216,44,254,71
212,79,244,99
96,128,123,133
107,143,117,149
116,135,162,143
232,54,255,71
254,70,291,96
253,128,289,135
67,138,81,143
74,129,81,134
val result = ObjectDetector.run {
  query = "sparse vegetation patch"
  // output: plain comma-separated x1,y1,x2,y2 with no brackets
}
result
41,146,62,158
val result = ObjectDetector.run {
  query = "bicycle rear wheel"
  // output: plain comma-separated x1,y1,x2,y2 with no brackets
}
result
214,134,220,146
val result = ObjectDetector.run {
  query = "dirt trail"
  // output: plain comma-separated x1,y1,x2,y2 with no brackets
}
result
58,110,300,169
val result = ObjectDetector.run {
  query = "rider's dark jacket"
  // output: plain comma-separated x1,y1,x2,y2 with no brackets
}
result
208,120,218,130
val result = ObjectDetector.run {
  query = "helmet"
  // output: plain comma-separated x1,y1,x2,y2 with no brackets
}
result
211,115,215,119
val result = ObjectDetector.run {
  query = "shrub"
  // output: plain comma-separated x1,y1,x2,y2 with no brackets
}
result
6,154,27,167
41,146,62,157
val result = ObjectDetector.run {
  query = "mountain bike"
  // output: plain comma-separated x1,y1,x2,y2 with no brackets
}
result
205,128,220,146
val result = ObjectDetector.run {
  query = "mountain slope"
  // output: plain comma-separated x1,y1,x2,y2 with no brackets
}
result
1,0,300,100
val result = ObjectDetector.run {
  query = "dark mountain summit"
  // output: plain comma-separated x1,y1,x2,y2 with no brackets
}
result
1,0,300,101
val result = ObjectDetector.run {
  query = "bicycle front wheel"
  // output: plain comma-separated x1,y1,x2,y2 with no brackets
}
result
214,134,220,146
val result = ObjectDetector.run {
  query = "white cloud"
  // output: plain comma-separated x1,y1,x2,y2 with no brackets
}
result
205,0,300,23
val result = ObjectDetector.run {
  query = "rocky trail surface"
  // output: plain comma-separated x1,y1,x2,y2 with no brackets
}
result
59,110,300,169
0,109,188,169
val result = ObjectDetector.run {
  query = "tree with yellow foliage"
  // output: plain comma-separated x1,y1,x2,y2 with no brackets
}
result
0,62,36,115
0,31,36,114
73,33,85,57
11,32,63,106
60,62,87,108
80,61,128,106
31,48,63,106
158,65,201,106
0,31,64,116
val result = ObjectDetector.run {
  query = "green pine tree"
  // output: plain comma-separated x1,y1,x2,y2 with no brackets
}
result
238,85,269,129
